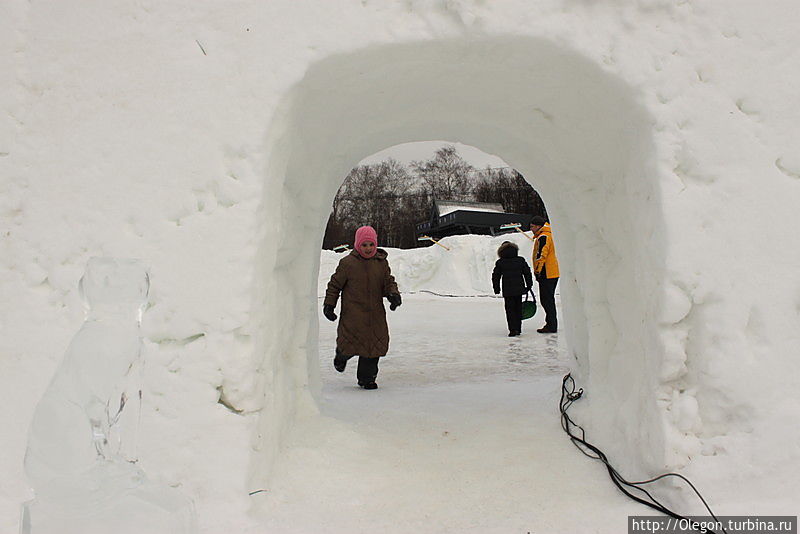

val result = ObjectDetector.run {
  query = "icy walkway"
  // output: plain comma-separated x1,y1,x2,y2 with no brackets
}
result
252,294,642,533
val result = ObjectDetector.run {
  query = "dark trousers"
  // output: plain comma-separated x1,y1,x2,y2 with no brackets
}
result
504,295,523,334
336,350,380,385
356,356,379,385
537,277,559,330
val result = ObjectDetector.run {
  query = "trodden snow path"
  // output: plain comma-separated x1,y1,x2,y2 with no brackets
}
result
250,294,643,533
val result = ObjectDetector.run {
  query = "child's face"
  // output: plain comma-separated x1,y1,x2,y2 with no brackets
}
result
360,241,376,255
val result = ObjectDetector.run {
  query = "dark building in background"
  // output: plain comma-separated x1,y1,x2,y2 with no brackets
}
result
416,200,534,240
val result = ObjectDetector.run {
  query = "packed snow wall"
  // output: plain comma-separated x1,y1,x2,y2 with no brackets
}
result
2,0,799,529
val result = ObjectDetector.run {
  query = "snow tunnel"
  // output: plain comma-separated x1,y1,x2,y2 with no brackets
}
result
252,36,665,481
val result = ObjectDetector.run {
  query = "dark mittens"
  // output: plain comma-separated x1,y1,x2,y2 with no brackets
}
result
323,304,337,322
387,293,402,311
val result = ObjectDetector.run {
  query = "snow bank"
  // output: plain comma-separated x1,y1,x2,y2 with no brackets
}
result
319,233,537,298
2,0,799,530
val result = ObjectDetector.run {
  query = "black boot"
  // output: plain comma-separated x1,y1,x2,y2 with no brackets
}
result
333,349,348,373
357,356,379,389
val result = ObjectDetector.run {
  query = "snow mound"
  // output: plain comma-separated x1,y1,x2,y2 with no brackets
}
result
319,233,536,298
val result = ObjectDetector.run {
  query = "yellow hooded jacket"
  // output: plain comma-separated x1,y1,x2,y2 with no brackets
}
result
532,223,560,279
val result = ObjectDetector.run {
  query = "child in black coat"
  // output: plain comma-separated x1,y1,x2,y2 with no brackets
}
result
492,241,533,337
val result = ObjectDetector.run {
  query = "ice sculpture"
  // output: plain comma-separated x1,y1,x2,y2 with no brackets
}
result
21,258,196,534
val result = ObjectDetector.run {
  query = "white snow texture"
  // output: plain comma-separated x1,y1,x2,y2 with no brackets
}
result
2,0,799,531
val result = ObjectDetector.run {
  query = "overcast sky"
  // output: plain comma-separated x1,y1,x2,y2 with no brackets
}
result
359,141,509,169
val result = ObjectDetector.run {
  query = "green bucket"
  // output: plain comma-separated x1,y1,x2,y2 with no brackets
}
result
521,291,537,320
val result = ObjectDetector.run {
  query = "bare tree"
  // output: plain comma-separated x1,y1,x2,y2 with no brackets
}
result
323,158,415,249
323,149,548,249
474,168,548,218
410,145,474,201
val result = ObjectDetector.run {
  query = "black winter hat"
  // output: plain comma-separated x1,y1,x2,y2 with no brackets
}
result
530,216,547,226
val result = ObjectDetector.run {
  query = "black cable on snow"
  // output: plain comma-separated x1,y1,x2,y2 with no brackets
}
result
316,290,502,300
411,290,500,298
559,374,727,534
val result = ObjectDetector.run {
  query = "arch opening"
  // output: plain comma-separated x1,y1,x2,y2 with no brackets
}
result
253,36,665,484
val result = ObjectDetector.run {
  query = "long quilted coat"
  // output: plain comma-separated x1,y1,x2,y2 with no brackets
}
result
324,248,399,358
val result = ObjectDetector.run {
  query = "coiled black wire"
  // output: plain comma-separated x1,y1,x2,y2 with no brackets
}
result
559,373,727,534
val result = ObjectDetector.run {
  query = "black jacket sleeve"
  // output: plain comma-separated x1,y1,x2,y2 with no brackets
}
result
492,260,501,294
522,258,533,289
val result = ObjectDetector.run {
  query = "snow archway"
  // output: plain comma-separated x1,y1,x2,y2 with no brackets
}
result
253,37,663,479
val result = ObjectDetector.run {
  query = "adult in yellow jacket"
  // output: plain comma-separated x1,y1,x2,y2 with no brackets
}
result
530,216,559,333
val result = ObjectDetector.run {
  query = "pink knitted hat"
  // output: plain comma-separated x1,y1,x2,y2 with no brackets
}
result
354,226,378,258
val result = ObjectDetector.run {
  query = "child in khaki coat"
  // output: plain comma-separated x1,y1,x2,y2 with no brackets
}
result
323,226,401,389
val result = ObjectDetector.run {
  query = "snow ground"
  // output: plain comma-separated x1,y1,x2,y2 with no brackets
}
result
249,294,644,533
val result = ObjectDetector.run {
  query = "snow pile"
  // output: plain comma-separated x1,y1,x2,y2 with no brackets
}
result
2,0,800,531
319,233,536,298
